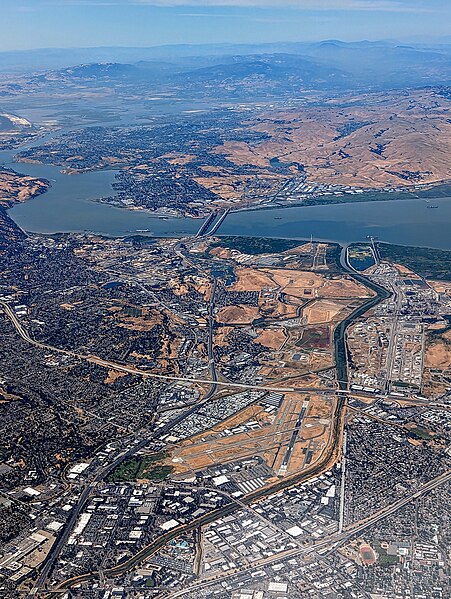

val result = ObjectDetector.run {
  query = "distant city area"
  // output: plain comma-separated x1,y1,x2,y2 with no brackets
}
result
3,86,451,219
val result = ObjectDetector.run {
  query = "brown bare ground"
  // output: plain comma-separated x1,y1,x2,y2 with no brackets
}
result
300,423,326,440
194,176,244,201
255,328,287,350
265,269,323,296
60,303,78,310
421,371,450,399
104,369,127,385
308,352,334,371
425,331,451,369
191,277,212,300
0,169,48,207
161,153,196,165
116,317,160,332
261,299,298,319
169,279,189,296
393,263,422,278
306,396,333,418
216,305,260,324
216,90,451,190
209,246,233,260
214,326,234,348
303,299,347,325
320,278,373,298
231,268,275,291
427,280,451,295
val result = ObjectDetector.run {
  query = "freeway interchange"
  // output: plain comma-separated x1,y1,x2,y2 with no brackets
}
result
0,239,448,598
1,258,384,594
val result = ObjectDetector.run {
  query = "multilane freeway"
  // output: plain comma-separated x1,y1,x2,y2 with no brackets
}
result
0,257,427,595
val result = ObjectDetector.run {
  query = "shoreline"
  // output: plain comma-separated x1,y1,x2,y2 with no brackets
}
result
91,179,451,219
4,162,451,252
8,155,451,220
7,204,451,253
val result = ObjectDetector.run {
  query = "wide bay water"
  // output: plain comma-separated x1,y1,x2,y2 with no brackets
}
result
2,143,451,249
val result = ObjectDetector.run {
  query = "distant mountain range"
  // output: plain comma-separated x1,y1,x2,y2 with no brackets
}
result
177,54,347,86
3,41,451,94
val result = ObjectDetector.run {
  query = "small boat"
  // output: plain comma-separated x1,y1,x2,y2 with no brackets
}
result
426,205,438,209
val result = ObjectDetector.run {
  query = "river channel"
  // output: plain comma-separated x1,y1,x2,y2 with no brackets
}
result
2,141,451,249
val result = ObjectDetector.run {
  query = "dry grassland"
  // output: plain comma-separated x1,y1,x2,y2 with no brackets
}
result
303,299,347,325
0,169,48,207
231,268,275,291
425,330,451,369
215,90,451,190
217,305,260,324
255,328,287,350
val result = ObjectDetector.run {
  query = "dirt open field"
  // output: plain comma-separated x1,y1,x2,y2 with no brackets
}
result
231,268,275,291
224,267,370,309
255,328,287,350
216,305,260,324
306,396,333,419
394,264,423,279
320,277,373,298
256,269,371,300
265,269,323,297
307,351,334,371
303,299,347,325
209,246,233,260
427,280,451,295
425,330,451,369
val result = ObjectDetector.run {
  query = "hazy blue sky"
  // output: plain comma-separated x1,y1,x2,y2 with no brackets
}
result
2,1,450,51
